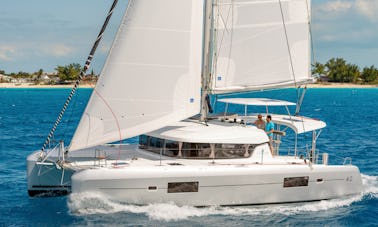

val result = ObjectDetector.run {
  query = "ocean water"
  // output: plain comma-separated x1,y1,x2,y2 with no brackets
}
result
0,88,377,226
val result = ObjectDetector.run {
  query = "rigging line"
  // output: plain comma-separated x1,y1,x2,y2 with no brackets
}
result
224,1,234,90
41,0,119,153
209,0,219,91
306,0,316,70
278,0,297,88
212,0,233,89
207,0,218,93
201,0,215,121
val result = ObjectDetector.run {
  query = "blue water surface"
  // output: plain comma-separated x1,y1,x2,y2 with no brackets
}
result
0,88,377,226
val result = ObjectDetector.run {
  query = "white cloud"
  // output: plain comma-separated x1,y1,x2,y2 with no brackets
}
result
355,0,378,21
42,44,74,57
0,45,16,61
316,0,353,13
315,0,378,21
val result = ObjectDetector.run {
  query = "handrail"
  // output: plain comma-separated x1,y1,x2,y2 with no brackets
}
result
40,143,61,163
343,157,353,165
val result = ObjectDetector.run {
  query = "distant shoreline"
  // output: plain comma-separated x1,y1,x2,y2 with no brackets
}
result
305,83,377,88
0,82,377,89
0,82,95,88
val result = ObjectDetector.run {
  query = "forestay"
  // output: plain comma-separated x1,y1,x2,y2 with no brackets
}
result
211,0,312,94
69,0,203,151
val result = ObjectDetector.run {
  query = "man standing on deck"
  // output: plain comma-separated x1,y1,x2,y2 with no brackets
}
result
265,115,275,155
254,114,266,130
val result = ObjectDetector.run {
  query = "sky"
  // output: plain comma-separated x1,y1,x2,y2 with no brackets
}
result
1,0,378,74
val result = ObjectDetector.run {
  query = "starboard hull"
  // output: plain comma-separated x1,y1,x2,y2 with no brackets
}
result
71,164,362,206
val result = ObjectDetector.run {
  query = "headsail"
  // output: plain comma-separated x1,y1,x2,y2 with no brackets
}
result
211,0,312,94
69,0,204,151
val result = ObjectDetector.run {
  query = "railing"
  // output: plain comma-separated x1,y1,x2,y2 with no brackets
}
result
38,143,61,163
343,157,353,165
94,149,107,166
276,146,354,166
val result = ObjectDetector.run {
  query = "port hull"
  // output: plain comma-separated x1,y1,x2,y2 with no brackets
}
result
27,151,73,196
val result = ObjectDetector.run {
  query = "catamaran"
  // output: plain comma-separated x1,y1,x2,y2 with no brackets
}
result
27,0,362,206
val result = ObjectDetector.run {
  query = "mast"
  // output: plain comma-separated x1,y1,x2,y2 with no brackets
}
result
200,0,214,122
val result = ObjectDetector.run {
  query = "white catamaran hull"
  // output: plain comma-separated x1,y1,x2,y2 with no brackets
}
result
71,164,362,206
27,150,73,196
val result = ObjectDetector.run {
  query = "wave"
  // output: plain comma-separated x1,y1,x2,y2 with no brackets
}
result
67,174,377,221
361,174,378,197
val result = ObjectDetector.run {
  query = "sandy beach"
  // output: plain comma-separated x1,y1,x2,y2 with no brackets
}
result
0,82,95,88
305,83,377,88
0,82,376,89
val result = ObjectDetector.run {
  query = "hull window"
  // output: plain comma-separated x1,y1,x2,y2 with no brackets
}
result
168,182,199,193
283,176,309,187
148,186,158,191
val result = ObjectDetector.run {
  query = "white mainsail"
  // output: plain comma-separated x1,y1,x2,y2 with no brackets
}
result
69,0,204,151
211,0,312,94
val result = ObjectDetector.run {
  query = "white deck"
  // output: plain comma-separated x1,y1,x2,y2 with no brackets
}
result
146,120,269,144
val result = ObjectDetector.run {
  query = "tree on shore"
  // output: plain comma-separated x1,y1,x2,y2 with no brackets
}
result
313,58,377,84
33,69,44,84
344,63,360,83
55,63,82,82
325,58,348,82
9,71,32,79
312,62,326,76
361,66,378,83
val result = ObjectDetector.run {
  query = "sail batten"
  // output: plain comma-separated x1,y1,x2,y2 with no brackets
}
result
69,0,204,151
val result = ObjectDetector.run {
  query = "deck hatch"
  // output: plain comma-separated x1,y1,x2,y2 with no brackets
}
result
167,182,199,193
283,176,309,187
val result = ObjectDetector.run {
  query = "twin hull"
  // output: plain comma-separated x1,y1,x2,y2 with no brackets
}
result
27,151,73,196
71,164,362,206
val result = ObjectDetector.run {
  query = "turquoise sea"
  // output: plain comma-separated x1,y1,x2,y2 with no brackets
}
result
0,88,377,226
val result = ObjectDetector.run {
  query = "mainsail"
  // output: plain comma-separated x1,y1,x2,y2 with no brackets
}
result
211,0,312,93
69,0,311,150
69,0,203,151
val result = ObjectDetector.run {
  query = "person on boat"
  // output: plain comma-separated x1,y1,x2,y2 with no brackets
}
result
254,114,265,130
265,115,275,155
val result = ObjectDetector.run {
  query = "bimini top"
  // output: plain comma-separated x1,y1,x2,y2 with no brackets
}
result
258,114,326,134
146,120,269,144
218,98,326,134
218,98,296,106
